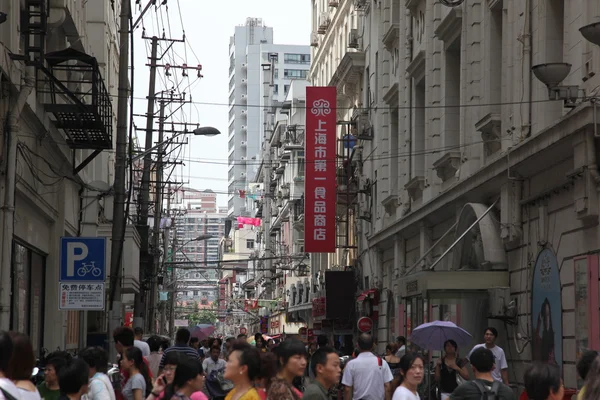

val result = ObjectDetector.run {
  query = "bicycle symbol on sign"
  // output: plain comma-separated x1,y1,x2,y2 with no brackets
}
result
77,261,102,277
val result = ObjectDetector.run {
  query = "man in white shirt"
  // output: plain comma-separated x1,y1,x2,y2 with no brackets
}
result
342,334,393,400
467,327,509,384
202,346,226,375
133,327,151,357
0,331,21,400
395,336,406,358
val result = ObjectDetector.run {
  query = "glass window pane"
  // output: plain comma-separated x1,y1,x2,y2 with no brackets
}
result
30,252,44,353
12,243,30,334
575,257,589,389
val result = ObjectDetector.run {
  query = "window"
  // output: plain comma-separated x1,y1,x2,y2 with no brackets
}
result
274,84,279,95
193,291,199,296
284,85,290,94
11,242,45,352
274,69,279,79
283,69,308,79
297,157,305,178
284,53,310,64
246,239,255,249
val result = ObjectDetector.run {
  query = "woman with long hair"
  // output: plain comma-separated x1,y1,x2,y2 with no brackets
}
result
7,332,41,400
533,298,556,364
392,353,424,400
434,340,469,400
149,359,205,400
120,347,152,400
267,339,307,400
524,362,564,400
223,341,264,400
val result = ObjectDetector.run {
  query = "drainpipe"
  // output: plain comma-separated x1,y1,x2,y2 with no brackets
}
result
401,8,413,217
521,0,532,139
0,67,35,329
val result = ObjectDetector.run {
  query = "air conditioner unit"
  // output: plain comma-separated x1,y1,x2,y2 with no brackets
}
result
241,94,247,99
240,156,247,161
240,141,247,146
348,29,359,49
241,125,247,130
241,63,247,69
241,110,247,115
241,79,247,84
240,172,247,177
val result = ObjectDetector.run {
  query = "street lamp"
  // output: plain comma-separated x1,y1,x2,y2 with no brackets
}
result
131,126,221,163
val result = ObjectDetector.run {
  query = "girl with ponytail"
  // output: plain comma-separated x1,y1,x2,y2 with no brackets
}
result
121,347,152,400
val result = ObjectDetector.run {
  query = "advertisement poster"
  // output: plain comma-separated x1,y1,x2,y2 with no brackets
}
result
305,86,337,253
531,248,562,367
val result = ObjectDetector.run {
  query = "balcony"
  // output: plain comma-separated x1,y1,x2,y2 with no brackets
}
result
283,127,305,150
37,47,113,173
328,52,366,95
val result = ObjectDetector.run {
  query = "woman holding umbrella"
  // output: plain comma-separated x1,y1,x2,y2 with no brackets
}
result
434,340,469,400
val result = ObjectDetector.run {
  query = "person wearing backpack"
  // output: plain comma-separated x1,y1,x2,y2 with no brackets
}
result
450,348,515,400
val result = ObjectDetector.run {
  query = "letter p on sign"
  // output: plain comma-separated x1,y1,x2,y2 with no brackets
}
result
66,242,88,277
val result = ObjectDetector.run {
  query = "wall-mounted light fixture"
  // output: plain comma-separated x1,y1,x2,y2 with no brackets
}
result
532,63,582,107
580,22,600,47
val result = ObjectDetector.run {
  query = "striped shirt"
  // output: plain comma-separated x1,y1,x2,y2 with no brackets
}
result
159,345,200,369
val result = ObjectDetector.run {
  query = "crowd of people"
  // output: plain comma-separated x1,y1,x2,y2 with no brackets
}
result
1,326,600,400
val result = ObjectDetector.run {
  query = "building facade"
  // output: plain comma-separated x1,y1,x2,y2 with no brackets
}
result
0,0,129,352
172,189,226,303
227,18,311,217
307,0,600,391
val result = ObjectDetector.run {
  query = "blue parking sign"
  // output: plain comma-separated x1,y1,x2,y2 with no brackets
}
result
60,237,106,281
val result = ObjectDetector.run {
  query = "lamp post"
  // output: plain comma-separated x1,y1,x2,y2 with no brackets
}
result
167,234,216,335
132,126,221,163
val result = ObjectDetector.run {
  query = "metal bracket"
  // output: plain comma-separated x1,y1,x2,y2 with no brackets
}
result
73,149,102,175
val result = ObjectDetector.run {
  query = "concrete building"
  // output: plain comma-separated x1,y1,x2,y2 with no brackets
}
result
311,0,600,391
227,18,311,218
0,0,128,351
172,189,226,302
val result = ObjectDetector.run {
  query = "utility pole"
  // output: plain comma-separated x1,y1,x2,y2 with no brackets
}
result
108,0,130,362
168,214,178,336
133,35,159,330
147,100,165,333
159,182,172,335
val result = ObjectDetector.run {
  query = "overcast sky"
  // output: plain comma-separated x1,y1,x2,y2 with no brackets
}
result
131,1,310,208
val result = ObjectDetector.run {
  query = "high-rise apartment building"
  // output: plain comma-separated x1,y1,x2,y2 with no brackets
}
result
227,18,311,217
172,189,226,302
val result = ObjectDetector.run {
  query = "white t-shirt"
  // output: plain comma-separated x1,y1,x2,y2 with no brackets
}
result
202,358,226,375
342,352,394,400
468,344,508,382
392,386,420,400
134,340,151,357
0,378,22,400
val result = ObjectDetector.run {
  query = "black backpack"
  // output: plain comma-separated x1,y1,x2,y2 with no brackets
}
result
472,380,500,400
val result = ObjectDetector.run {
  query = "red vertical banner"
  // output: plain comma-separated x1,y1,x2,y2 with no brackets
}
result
305,86,337,253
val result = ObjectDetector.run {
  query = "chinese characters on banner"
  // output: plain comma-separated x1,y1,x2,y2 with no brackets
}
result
305,86,337,253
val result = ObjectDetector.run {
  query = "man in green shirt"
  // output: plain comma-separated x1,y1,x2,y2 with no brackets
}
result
37,356,69,400
304,347,341,400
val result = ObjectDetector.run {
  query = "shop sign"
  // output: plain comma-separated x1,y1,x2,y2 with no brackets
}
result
59,282,104,310
240,327,247,335
271,320,280,330
357,317,373,333
312,297,326,318
305,86,337,253
406,280,418,294
531,248,562,368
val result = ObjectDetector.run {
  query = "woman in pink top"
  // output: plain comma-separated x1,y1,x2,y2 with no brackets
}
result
147,359,206,400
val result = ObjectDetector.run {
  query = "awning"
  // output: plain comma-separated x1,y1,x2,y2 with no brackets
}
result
357,288,379,302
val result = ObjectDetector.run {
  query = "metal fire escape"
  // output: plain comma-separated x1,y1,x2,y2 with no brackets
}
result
15,0,113,174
